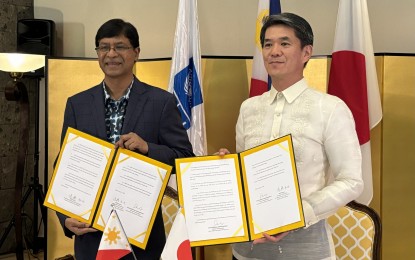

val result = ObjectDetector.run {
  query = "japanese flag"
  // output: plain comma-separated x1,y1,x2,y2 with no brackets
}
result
328,0,382,205
161,207,192,260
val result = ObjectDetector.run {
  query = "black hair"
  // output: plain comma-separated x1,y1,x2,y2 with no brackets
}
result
260,13,314,48
95,18,139,48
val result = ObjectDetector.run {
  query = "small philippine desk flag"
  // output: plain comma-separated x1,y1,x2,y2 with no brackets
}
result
96,209,135,260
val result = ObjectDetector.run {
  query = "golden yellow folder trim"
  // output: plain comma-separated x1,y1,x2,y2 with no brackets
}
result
100,215,106,227
181,162,192,175
252,220,264,234
132,231,146,240
50,194,56,205
79,209,92,217
157,167,163,181
66,135,79,144
232,225,243,237
277,143,289,153
238,135,304,241
102,146,110,160
117,156,130,164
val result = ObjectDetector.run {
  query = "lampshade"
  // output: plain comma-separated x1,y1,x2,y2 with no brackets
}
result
0,53,45,73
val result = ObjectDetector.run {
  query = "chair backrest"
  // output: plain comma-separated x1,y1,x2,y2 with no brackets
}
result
161,186,180,237
327,201,382,260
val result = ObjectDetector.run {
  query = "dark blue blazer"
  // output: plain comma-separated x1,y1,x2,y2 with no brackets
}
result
57,77,194,260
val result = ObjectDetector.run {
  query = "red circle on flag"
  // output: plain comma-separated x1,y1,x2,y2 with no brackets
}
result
177,239,192,260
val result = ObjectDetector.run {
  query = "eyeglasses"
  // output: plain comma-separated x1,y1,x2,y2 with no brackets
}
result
95,46,134,54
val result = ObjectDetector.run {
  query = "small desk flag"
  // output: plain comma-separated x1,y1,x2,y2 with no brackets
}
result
161,207,192,260
96,210,133,260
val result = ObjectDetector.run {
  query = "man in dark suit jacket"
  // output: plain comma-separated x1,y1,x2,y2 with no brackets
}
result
57,18,194,260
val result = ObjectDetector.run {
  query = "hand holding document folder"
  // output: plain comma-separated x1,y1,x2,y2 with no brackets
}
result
175,134,305,247
44,127,172,249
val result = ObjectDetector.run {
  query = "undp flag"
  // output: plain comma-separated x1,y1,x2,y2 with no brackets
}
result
172,58,203,131
169,0,207,157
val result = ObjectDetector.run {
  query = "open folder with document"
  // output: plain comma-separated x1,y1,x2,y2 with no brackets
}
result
44,127,172,249
176,134,304,247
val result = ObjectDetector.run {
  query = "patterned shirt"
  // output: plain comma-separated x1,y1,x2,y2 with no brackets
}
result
233,78,363,260
103,80,133,143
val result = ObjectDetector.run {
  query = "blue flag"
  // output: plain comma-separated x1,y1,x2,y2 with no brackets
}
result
168,0,207,157
172,58,203,130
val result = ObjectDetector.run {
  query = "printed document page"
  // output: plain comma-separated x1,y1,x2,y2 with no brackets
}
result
177,155,248,246
94,150,170,246
241,138,302,237
44,129,114,223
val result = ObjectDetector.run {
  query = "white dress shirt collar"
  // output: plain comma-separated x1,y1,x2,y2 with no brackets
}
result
268,78,308,104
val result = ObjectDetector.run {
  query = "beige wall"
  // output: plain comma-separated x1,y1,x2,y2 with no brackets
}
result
34,0,415,59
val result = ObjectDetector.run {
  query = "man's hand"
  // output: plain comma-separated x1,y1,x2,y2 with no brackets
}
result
252,232,290,245
214,148,230,156
65,218,97,236
115,132,148,154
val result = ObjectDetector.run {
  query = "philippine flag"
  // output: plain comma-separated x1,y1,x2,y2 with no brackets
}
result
168,0,207,157
328,0,382,205
161,208,193,260
96,210,133,260
249,0,281,97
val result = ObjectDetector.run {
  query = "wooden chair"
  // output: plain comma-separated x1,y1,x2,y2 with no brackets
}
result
327,201,382,260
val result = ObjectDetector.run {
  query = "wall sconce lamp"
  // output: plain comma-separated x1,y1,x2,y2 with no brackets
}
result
0,53,44,260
